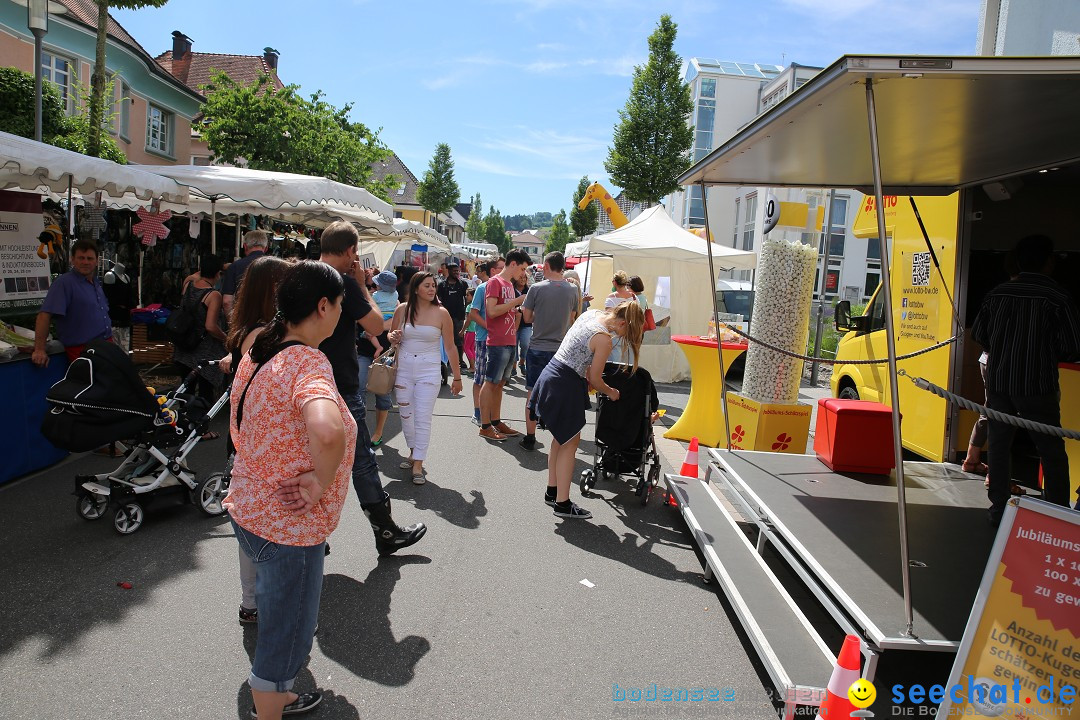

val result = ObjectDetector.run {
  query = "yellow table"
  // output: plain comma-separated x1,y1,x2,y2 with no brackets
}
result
664,335,748,447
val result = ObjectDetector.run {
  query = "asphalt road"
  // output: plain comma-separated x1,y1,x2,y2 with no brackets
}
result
0,374,783,720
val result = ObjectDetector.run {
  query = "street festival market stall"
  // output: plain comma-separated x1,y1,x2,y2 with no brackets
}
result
0,132,189,484
360,219,452,272
564,205,756,383
664,55,1080,718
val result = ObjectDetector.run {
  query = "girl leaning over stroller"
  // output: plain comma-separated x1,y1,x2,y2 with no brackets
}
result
529,301,645,519
223,261,357,720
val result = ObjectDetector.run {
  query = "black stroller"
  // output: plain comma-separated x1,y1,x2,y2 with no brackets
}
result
42,339,230,535
579,365,662,505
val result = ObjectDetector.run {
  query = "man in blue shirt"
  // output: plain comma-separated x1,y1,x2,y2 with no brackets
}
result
221,230,268,315
32,240,111,366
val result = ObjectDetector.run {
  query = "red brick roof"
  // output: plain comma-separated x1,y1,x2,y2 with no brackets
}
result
54,0,202,100
155,51,285,93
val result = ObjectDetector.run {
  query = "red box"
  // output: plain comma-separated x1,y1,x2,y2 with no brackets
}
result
814,398,897,474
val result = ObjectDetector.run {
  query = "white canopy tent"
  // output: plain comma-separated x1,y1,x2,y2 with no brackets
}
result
358,220,452,270
145,165,393,254
568,205,757,382
0,131,188,204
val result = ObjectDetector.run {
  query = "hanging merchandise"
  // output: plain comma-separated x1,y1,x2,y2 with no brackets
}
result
188,212,203,239
81,201,107,240
132,207,173,247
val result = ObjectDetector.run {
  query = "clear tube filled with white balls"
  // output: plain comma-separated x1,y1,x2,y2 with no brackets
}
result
741,238,818,404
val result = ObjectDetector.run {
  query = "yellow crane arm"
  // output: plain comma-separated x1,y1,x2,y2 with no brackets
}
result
577,182,629,229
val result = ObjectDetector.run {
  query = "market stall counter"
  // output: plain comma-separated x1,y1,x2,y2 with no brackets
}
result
663,335,748,447
0,351,68,485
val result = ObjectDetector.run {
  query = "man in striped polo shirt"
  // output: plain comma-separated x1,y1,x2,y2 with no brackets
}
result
972,235,1080,526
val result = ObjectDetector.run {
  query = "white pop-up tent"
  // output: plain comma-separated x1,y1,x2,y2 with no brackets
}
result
357,219,452,270
568,205,757,382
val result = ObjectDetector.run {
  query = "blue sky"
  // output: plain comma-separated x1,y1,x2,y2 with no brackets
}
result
115,0,981,217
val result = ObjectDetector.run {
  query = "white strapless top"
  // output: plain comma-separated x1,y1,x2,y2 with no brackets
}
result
400,323,442,357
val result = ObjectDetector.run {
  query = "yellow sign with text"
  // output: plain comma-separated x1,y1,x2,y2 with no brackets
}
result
726,392,812,454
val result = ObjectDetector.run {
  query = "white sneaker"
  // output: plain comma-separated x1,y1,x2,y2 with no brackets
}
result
471,416,481,427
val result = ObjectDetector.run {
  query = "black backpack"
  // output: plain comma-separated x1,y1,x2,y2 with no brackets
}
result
165,285,207,350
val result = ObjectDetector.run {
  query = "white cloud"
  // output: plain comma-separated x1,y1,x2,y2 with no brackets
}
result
456,154,527,177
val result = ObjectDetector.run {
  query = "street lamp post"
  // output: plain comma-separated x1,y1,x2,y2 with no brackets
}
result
10,0,66,141
27,0,48,142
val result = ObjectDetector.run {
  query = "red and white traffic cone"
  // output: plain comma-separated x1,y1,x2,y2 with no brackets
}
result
815,634,862,719
679,437,700,478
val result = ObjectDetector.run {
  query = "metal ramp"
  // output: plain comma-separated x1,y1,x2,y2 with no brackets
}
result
664,472,833,719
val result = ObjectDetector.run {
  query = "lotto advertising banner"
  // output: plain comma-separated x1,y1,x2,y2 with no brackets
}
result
0,189,49,311
938,498,1079,717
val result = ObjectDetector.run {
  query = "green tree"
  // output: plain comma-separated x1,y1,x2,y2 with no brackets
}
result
416,143,461,221
201,72,395,200
0,67,67,140
87,1,169,158
604,14,694,205
545,209,571,254
483,206,509,254
569,176,598,238
464,192,484,242
0,67,124,162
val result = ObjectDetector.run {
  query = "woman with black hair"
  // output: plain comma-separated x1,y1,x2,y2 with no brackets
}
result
173,254,227,416
223,260,356,720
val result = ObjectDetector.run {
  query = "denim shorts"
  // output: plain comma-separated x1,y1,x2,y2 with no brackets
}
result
484,343,515,384
357,353,393,411
231,518,325,693
525,348,556,391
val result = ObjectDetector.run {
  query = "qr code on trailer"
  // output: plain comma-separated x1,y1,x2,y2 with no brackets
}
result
911,252,931,286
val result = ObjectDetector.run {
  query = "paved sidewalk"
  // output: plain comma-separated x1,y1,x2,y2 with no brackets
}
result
0,373,782,720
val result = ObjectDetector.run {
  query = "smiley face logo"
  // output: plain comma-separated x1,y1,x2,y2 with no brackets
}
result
848,678,876,709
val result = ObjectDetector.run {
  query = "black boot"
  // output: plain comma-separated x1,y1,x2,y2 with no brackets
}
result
361,498,427,556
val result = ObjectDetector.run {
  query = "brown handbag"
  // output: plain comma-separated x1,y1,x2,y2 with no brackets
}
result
366,349,397,395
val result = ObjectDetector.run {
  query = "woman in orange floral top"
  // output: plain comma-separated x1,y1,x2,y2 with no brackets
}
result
223,261,356,720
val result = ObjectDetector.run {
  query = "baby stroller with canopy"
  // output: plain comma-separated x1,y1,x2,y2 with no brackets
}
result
579,365,662,505
42,339,230,535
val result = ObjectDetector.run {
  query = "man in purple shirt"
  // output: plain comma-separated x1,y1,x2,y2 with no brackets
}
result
32,240,112,367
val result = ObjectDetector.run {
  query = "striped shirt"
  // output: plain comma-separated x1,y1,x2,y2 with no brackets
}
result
971,273,1080,396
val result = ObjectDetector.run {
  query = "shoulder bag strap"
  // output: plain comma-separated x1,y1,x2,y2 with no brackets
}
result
229,340,305,457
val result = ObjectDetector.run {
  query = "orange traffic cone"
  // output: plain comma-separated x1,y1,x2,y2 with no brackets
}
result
815,634,862,719
680,437,700,478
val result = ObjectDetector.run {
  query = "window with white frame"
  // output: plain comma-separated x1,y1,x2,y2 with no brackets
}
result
42,51,75,114
732,198,740,247
118,81,131,139
741,194,757,251
146,104,172,155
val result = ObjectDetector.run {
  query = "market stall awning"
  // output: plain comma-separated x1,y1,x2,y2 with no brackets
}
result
678,55,1080,193
383,218,451,252
145,164,393,221
0,131,188,203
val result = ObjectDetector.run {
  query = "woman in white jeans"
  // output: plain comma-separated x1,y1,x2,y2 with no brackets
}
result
389,272,462,484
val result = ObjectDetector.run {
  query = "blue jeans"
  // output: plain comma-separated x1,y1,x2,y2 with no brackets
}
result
357,354,393,411
342,390,387,506
516,326,533,367
232,518,324,693
525,348,556,391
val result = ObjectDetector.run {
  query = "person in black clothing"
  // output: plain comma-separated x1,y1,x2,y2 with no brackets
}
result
972,235,1080,525
436,262,469,369
222,230,268,315
103,261,136,351
318,222,426,555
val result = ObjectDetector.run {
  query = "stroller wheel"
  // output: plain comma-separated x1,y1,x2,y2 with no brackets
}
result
76,493,108,521
648,462,661,488
113,503,144,535
195,472,229,516
579,469,595,494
